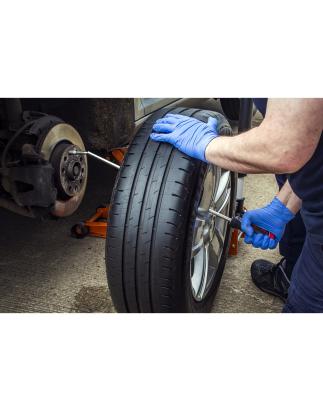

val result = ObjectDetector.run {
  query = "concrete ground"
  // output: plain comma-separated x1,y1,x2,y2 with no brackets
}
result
0,99,284,313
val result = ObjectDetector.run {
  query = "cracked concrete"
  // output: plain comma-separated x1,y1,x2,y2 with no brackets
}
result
0,99,284,313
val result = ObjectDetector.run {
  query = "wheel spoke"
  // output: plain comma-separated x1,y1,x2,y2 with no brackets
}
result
191,225,210,258
213,171,230,211
208,242,219,272
198,165,214,213
193,218,204,248
210,233,220,255
192,237,204,259
210,165,222,204
191,245,205,299
197,244,208,300
202,243,219,297
213,225,225,249
218,188,231,214
195,209,207,224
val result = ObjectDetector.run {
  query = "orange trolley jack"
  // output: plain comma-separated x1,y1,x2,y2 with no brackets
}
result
71,203,110,239
70,148,126,240
228,206,247,256
228,228,245,256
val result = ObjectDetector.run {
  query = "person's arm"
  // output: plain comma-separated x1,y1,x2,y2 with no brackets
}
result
205,98,323,174
276,179,302,215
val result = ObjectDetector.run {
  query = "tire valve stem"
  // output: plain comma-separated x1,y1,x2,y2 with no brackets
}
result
68,150,120,170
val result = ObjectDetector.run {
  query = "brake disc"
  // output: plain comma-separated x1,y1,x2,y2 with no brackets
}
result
36,123,88,217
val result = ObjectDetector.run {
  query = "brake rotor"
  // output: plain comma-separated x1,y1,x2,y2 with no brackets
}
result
36,123,88,217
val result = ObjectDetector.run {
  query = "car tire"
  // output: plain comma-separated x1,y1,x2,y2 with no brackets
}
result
220,98,257,121
106,107,237,313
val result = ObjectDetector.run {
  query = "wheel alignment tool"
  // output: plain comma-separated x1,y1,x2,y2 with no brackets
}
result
68,150,120,170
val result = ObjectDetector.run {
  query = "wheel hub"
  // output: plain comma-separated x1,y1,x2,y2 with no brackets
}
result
36,123,88,217
51,143,87,199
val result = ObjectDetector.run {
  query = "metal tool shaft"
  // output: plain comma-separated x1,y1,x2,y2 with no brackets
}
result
209,207,274,238
69,150,120,170
208,208,232,222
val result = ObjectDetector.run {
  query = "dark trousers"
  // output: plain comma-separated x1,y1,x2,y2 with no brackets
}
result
275,175,323,313
283,235,323,312
275,174,306,263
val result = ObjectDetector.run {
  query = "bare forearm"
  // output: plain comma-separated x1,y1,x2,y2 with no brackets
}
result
205,128,274,174
276,180,302,215
205,132,302,213
205,98,323,174
204,128,293,173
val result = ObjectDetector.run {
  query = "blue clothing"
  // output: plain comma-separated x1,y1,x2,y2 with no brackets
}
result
252,98,323,245
252,98,323,313
283,235,323,313
252,98,267,118
288,139,323,245
275,174,306,264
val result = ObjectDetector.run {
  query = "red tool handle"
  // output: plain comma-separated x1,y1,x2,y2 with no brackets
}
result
230,217,275,239
251,224,275,239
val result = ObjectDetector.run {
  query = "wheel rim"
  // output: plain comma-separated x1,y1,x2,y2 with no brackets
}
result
191,166,231,302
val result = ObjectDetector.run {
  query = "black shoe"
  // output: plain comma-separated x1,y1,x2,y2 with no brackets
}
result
250,258,293,302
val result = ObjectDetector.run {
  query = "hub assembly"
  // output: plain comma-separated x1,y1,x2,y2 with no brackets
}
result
37,123,88,217
50,143,87,200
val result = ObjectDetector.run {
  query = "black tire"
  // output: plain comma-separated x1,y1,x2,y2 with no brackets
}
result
71,221,89,239
106,107,237,313
220,98,257,121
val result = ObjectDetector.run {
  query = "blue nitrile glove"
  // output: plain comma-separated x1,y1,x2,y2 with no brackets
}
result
241,197,295,250
150,114,218,163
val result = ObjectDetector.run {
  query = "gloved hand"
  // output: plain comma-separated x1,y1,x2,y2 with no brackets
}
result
241,197,295,250
150,114,218,163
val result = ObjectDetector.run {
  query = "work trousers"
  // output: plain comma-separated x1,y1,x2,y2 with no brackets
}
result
276,174,323,313
283,235,323,312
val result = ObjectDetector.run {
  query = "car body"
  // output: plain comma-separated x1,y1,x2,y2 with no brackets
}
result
134,98,208,121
